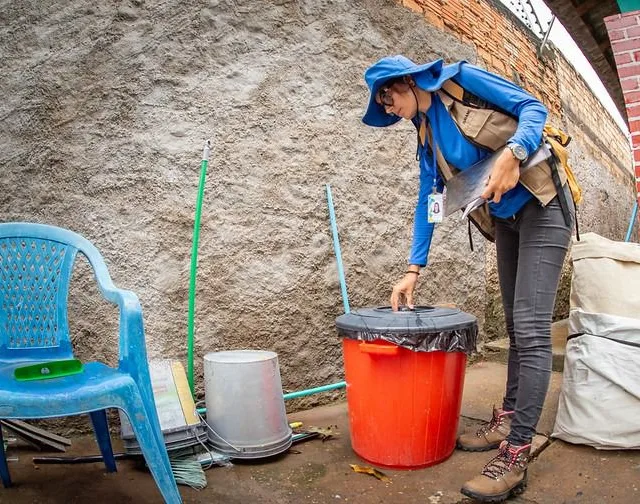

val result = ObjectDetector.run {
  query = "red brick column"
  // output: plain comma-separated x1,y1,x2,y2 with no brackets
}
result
605,12,640,223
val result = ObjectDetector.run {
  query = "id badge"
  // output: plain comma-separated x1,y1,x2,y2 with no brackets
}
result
428,193,444,223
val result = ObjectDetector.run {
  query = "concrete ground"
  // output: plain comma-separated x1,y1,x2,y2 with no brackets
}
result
3,361,640,503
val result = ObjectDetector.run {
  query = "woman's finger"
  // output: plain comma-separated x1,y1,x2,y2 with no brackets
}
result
390,290,399,311
406,290,414,309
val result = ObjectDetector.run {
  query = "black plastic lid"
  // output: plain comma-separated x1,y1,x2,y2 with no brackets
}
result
336,305,477,354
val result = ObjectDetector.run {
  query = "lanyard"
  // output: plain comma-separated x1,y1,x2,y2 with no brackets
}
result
415,112,438,192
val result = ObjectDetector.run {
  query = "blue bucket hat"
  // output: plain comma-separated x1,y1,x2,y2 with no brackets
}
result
362,55,460,127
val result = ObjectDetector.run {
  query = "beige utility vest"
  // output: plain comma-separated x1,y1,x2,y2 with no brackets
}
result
428,80,567,241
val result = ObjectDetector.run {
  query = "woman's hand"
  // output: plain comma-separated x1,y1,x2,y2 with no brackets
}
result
481,149,521,203
390,270,420,311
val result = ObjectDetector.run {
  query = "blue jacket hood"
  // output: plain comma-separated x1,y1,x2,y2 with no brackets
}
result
362,55,463,127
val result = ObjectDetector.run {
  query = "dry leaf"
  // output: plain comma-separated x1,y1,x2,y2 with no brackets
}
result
349,464,391,482
305,425,339,441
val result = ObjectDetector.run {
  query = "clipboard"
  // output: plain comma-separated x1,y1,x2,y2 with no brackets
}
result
444,142,553,218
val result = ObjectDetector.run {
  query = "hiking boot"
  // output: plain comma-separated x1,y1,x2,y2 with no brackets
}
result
460,441,531,502
457,406,513,451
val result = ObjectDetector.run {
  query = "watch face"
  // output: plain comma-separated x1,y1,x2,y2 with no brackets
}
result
510,144,527,161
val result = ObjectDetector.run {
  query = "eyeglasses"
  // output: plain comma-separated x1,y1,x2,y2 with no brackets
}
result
377,86,394,107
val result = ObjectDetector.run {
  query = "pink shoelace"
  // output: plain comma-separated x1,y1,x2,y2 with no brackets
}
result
477,408,514,436
481,442,531,479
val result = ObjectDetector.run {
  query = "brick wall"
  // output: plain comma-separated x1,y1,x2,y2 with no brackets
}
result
405,0,561,114
400,0,633,182
554,53,633,180
605,11,640,202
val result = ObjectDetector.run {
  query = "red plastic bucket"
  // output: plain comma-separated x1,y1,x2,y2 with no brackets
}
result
342,338,467,469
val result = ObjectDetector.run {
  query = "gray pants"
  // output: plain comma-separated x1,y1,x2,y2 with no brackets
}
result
495,186,573,446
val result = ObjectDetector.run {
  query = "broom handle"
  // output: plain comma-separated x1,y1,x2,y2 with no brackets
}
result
188,140,211,396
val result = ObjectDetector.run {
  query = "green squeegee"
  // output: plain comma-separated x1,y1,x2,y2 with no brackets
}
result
14,359,84,381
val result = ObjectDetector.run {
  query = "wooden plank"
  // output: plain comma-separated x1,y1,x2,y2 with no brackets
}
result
4,419,71,446
1,420,67,452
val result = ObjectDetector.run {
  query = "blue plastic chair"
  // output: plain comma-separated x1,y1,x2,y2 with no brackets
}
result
0,222,182,503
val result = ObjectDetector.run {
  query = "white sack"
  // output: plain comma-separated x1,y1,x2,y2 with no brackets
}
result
553,328,640,449
570,232,640,318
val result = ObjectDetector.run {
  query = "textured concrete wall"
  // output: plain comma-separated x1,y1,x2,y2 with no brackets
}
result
0,0,482,408
605,11,640,242
0,0,634,423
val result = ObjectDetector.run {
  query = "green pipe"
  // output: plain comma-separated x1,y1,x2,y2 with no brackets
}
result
195,380,347,415
326,184,350,314
187,140,211,396
283,380,346,400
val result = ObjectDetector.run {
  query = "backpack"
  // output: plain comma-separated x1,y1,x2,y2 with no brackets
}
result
439,79,583,206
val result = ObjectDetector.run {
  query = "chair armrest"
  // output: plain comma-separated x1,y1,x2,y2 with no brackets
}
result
107,287,158,419
115,289,147,368
97,285,149,374
80,240,152,377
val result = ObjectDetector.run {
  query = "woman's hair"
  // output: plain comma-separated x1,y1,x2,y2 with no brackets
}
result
382,77,408,89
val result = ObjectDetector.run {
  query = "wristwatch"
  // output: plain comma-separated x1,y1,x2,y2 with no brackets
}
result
507,143,528,162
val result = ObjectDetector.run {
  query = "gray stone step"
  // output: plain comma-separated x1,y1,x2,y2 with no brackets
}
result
484,319,569,372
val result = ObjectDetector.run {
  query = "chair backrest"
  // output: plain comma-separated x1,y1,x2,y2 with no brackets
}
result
0,223,97,363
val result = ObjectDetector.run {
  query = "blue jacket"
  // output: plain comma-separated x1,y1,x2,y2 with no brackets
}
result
362,56,547,266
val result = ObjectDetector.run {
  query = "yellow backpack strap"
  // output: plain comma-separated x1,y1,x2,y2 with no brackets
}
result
543,124,571,147
543,124,583,204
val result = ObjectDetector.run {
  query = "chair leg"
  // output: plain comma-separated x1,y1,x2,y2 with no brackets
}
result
89,410,117,473
120,397,182,504
0,425,12,488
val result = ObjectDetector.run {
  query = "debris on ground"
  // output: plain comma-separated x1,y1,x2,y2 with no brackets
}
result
349,464,391,482
303,425,339,442
428,490,443,503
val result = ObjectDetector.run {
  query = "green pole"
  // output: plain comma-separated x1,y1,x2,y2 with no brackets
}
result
187,140,211,396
